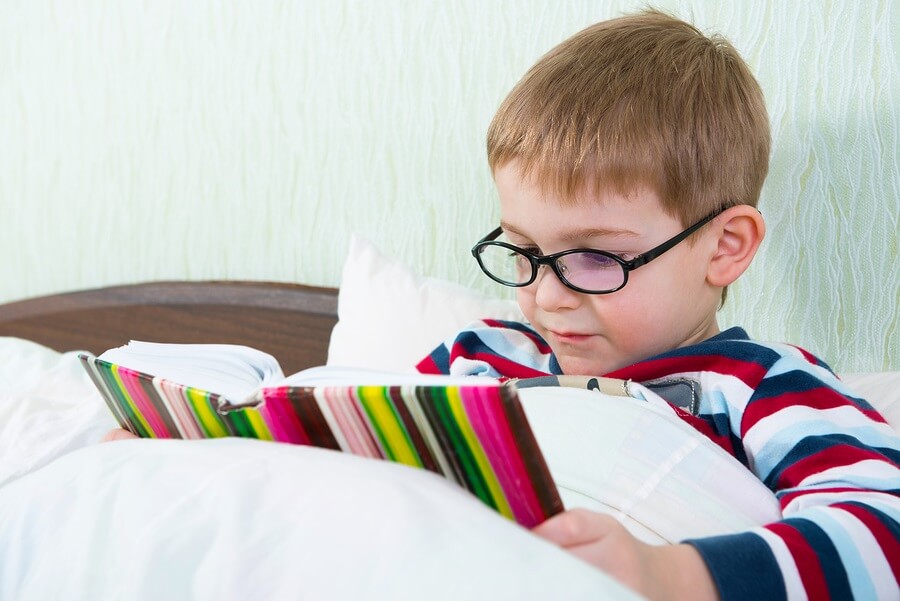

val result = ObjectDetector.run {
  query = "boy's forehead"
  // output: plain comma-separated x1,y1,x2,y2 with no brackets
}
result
495,164,679,242
494,160,663,209
499,216,643,243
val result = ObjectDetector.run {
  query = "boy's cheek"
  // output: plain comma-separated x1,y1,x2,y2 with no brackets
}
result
515,289,536,319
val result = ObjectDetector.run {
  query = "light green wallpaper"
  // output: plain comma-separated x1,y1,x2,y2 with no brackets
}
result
1,1,897,371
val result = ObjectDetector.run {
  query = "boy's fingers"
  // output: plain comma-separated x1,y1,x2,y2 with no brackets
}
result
532,509,622,547
101,428,138,442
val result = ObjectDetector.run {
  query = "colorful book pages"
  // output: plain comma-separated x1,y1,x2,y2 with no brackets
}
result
80,355,563,527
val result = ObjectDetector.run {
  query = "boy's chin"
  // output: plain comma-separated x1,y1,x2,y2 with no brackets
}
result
554,353,625,377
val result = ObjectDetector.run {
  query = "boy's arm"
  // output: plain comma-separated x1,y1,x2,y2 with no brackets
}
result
684,356,900,600
606,341,900,600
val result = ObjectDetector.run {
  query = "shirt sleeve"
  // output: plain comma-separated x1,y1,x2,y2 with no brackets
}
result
415,319,559,379
685,352,900,600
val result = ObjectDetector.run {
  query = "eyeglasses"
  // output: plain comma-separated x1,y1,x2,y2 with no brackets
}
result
471,209,723,294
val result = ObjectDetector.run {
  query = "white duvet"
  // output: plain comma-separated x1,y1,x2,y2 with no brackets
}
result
2,336,897,600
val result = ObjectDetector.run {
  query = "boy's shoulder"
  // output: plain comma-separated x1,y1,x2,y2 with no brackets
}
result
662,327,831,368
416,318,559,378
612,326,843,398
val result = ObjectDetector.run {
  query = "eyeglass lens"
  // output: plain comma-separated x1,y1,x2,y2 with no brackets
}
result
476,245,625,292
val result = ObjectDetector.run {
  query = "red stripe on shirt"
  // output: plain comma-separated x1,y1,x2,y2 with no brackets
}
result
766,521,830,599
608,354,768,389
742,388,888,436
792,345,822,367
670,407,736,454
416,355,442,374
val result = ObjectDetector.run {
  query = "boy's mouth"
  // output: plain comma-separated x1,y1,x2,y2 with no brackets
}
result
546,330,594,344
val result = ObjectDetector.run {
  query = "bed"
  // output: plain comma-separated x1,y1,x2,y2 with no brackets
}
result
2,235,898,601
0,280,340,376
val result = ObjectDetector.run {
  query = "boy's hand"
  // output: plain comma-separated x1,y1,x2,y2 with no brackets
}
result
532,509,718,601
101,428,138,442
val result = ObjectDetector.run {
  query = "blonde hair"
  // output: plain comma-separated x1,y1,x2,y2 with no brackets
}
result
487,10,770,226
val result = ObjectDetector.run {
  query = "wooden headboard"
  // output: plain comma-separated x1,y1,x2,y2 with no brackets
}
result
0,282,339,375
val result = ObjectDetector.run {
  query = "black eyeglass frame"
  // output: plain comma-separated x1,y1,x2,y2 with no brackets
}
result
471,208,725,295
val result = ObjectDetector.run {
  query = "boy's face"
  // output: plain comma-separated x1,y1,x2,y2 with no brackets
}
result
494,162,723,375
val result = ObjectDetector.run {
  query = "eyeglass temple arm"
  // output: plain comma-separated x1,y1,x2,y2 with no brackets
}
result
478,227,503,244
624,209,723,269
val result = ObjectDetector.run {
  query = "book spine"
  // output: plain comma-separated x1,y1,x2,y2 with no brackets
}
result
498,385,565,520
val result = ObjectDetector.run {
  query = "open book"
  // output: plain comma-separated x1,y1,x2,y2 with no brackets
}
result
79,341,563,528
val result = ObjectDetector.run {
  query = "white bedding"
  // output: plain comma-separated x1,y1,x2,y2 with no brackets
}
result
0,338,117,486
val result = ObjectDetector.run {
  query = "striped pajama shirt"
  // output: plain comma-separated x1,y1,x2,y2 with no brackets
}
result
417,321,900,600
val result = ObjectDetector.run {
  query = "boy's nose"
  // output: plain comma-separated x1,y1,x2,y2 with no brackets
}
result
532,265,581,311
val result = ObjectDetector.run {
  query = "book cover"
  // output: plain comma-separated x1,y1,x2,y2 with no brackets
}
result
79,351,563,528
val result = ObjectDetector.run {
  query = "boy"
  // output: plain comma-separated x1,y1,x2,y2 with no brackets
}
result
417,10,900,601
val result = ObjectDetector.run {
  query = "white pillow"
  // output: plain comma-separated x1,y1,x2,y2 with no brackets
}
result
327,234,523,371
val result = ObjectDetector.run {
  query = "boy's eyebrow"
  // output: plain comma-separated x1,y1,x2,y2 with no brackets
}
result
499,221,641,243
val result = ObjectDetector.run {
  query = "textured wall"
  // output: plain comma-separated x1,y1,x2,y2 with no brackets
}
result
1,1,897,372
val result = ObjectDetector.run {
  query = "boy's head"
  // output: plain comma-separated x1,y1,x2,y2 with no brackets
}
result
486,9,770,226
477,11,769,375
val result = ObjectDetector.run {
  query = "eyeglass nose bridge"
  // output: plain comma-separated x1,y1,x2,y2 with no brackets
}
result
530,254,573,288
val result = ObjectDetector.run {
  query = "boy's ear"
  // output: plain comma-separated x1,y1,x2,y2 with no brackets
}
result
706,205,766,287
